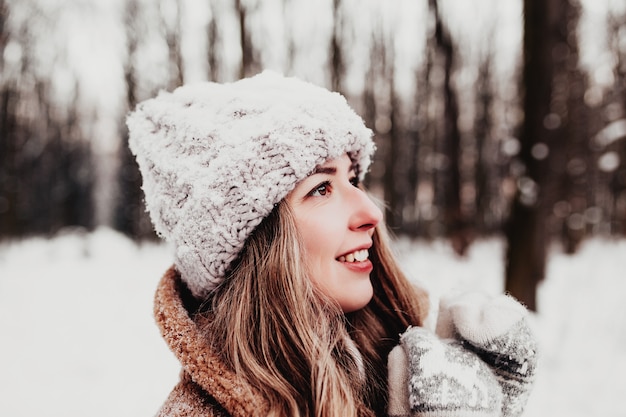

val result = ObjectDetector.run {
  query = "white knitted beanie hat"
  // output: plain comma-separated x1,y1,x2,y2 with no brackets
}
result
127,71,375,299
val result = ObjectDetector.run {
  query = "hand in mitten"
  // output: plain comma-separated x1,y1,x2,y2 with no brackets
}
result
388,326,503,417
436,292,538,417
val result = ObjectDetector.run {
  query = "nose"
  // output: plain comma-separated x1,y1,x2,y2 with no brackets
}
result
348,187,383,233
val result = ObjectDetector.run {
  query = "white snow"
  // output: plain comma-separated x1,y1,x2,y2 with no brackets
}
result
0,229,625,416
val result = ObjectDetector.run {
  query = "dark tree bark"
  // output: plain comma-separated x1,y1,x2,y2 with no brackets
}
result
114,0,156,240
402,85,421,237
0,86,20,237
207,1,219,82
505,0,577,310
362,33,385,211
429,0,471,255
234,0,259,79
387,72,420,235
281,0,296,75
608,13,626,236
0,0,7,72
414,42,436,238
0,0,17,237
551,0,588,254
161,0,185,89
362,44,378,192
330,0,344,93
474,53,502,235
56,85,95,232
384,70,401,231
505,0,551,311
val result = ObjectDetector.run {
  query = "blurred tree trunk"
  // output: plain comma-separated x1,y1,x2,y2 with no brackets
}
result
0,85,20,237
330,0,344,93
552,0,587,254
54,84,95,232
0,0,6,71
402,80,421,237
429,0,470,255
387,67,420,235
415,41,436,238
235,0,259,79
611,138,626,235
384,64,401,231
282,0,296,76
609,13,626,236
506,0,550,311
362,32,388,217
115,0,155,239
0,0,16,236
474,55,496,234
161,0,184,89
207,1,220,82
505,0,576,310
362,35,380,194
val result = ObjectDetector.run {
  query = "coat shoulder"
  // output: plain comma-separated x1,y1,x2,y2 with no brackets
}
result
156,373,230,417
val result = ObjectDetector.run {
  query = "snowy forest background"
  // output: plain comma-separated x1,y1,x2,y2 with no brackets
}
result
1,0,626,415
2,0,626,308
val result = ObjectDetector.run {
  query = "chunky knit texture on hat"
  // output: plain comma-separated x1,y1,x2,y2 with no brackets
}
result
127,71,375,299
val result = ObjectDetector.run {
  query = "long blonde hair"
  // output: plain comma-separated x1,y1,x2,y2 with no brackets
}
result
199,201,428,417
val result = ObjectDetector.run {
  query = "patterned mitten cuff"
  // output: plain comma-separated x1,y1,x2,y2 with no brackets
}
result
439,292,538,417
388,326,503,417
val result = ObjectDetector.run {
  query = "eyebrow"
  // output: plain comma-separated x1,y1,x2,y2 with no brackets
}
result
312,161,358,176
313,166,337,175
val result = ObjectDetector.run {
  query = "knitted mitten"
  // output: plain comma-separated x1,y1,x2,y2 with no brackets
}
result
388,326,503,417
436,292,538,417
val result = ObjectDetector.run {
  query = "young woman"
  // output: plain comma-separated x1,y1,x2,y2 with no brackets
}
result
127,71,537,417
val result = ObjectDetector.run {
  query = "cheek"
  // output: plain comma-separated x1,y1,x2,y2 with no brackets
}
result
296,217,342,292
298,215,340,257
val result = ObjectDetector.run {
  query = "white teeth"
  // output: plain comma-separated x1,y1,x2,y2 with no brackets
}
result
354,249,368,262
338,249,369,263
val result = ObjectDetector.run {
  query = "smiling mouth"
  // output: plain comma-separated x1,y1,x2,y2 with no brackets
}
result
337,249,369,263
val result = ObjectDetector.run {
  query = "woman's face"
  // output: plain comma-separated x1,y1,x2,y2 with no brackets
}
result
286,154,383,313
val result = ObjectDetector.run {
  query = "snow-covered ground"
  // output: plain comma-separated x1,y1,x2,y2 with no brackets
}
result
0,228,624,416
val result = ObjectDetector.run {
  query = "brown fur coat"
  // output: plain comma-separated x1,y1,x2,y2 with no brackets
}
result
154,266,270,417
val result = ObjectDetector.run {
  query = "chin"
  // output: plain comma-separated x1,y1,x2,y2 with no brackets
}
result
340,282,374,313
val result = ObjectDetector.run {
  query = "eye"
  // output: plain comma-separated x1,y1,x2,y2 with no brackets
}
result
349,175,360,188
308,181,331,197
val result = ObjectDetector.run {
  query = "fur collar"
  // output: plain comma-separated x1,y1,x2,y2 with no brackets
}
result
154,266,270,417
